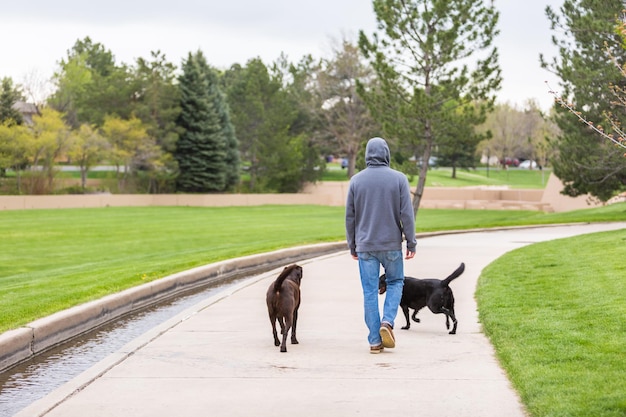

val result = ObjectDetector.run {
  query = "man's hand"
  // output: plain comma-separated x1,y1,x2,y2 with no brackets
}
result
405,250,415,260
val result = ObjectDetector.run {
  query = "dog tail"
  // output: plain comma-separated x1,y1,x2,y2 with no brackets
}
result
442,263,465,286
272,264,297,293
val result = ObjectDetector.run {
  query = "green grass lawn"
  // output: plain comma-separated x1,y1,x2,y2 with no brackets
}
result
476,229,626,417
418,167,551,188
1,203,625,417
56,170,118,179
324,162,551,189
1,203,625,334
6,164,550,190
0,206,344,332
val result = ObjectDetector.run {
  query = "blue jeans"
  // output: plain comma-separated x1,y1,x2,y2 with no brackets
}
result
357,250,404,346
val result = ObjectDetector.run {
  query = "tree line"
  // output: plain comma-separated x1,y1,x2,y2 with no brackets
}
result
1,0,624,214
0,41,323,195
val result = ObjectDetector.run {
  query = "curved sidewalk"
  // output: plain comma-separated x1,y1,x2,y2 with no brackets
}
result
16,222,626,417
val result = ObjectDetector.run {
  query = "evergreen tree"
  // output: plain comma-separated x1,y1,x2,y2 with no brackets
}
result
0,78,24,125
436,103,486,178
207,68,240,190
358,0,501,216
544,1,626,201
132,51,181,154
174,51,235,192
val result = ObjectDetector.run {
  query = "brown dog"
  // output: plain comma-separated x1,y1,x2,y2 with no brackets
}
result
266,264,303,352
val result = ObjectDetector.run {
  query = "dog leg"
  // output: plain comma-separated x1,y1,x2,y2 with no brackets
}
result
401,306,411,329
411,310,421,324
441,307,457,334
281,317,292,352
269,316,280,346
291,309,299,345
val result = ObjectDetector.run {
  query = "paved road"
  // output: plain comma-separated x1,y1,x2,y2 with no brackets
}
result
16,222,626,417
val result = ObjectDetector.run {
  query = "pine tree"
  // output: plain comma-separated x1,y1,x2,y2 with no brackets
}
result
544,0,626,201
0,78,24,125
206,69,240,190
358,0,501,216
174,51,237,192
132,50,181,154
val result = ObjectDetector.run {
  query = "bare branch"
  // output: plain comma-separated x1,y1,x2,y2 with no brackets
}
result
547,81,626,152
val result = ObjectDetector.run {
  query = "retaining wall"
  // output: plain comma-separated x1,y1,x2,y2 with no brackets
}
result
0,173,599,212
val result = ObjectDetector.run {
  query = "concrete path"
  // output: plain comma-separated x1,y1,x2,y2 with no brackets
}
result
16,222,626,417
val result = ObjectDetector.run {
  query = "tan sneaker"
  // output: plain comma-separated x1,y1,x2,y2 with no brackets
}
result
379,322,395,348
370,343,384,354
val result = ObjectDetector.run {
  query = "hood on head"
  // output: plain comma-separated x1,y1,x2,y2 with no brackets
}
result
365,137,390,167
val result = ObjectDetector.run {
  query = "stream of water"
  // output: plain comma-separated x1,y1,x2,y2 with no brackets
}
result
0,276,249,417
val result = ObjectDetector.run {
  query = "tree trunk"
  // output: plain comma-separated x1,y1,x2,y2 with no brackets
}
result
347,152,357,178
412,163,428,217
16,168,21,194
412,121,434,218
80,167,87,189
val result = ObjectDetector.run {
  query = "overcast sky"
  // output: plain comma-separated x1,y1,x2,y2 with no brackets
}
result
1,0,561,110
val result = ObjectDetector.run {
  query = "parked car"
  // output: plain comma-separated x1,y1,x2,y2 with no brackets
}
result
518,160,538,169
417,156,438,168
500,157,519,167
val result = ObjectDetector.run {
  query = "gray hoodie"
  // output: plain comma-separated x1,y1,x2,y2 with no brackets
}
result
345,137,417,256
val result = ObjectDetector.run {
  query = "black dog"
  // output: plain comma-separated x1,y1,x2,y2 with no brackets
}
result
266,264,303,352
379,263,465,334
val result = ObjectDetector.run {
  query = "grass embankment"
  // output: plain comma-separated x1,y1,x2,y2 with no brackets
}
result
477,229,626,417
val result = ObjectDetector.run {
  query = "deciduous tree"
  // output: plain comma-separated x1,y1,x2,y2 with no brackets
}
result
29,108,72,193
316,38,377,178
101,115,159,192
479,103,527,168
273,54,325,191
224,57,317,192
67,124,110,190
49,37,134,128
0,122,31,192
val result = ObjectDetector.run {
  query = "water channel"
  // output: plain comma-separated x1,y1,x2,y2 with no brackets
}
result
0,273,254,417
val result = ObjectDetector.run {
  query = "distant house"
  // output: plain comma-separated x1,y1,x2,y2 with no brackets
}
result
11,101,39,125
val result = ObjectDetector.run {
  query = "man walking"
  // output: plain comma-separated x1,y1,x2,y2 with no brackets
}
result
345,137,417,353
